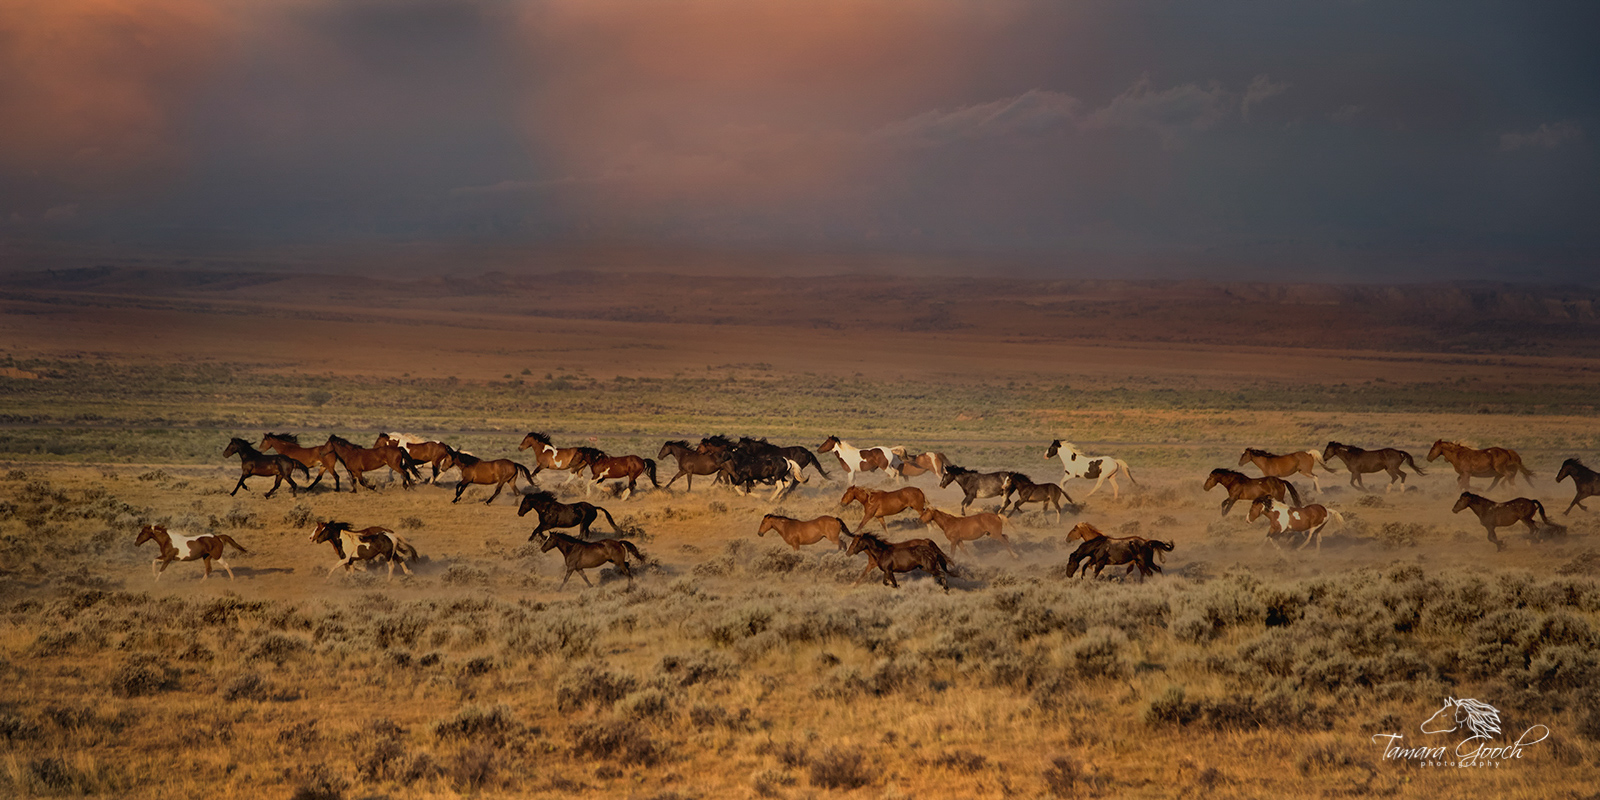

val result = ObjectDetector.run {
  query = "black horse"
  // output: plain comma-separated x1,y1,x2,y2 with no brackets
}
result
939,465,1016,513
719,450,800,500
737,437,830,480
1556,458,1600,515
518,490,622,540
223,438,309,499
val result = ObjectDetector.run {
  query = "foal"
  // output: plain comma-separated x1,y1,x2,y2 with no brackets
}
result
1247,496,1341,551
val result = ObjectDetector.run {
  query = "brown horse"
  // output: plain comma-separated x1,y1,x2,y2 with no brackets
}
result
819,436,903,485
1452,492,1563,550
840,485,929,533
1556,458,1600,515
223,438,308,498
1322,441,1425,492
658,440,729,491
918,508,1018,558
519,432,605,484
1001,475,1075,523
517,490,621,540
1428,440,1534,491
1247,496,1342,551
895,450,951,482
1063,523,1172,581
757,514,850,551
259,432,341,491
326,435,417,492
375,433,456,485
1239,448,1333,492
1204,469,1301,516
844,532,951,591
310,521,418,580
135,524,248,581
536,531,645,589
588,455,659,499
440,449,534,504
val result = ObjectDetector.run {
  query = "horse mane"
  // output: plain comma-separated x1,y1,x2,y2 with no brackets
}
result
451,449,482,465
945,464,973,476
701,434,734,447
523,489,558,504
663,439,690,449
524,431,552,445
1243,447,1270,457
1210,468,1245,478
266,432,300,444
327,434,354,446
856,531,888,545
575,446,607,460
1455,698,1502,739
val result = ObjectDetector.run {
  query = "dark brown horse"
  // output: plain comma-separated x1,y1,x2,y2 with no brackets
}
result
517,490,621,540
259,432,341,491
326,435,417,492
136,524,248,581
939,465,1016,513
1063,523,1172,581
536,531,645,589
738,437,830,480
844,532,951,591
587,455,658,499
1452,492,1563,550
310,521,418,580
1001,475,1075,523
1428,440,1535,491
840,485,928,532
1238,448,1333,492
223,438,308,498
519,431,605,485
658,440,729,491
1203,469,1301,515
375,433,456,485
757,514,850,551
1247,496,1342,551
439,449,534,504
918,508,1018,558
1322,441,1425,492
1556,458,1600,515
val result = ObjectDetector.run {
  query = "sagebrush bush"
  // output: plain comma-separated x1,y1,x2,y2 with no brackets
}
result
109,657,177,698
808,746,870,790
557,666,638,712
1067,627,1134,680
433,705,519,744
570,719,662,765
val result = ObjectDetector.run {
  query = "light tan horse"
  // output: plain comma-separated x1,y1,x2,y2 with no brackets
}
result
1238,448,1333,492
918,508,1018,558
1428,440,1534,491
757,514,850,551
839,485,928,533
135,524,248,581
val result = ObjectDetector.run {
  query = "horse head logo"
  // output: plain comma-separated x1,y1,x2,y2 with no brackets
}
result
1421,697,1501,743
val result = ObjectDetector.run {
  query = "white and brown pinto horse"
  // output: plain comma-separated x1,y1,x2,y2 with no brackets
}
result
1247,497,1342,551
310,520,419,580
1045,440,1137,499
819,436,904,485
894,450,952,482
135,524,248,581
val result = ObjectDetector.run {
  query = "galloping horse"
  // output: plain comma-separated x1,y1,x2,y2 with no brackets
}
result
1322,441,1424,492
757,514,850,551
536,531,645,589
259,432,341,491
518,490,621,540
439,449,534,504
918,508,1018,558
819,436,903,485
840,485,928,532
1247,497,1342,551
657,440,729,491
326,435,417,492
1203,468,1302,515
376,433,456,485
587,455,658,499
894,450,951,482
223,438,308,498
720,450,803,501
739,437,830,480
1238,448,1333,492
844,532,951,591
938,466,1016,513
519,432,605,484
1045,441,1136,499
1063,523,1172,581
310,521,418,580
1556,458,1600,514
1428,440,1534,491
136,524,247,581
1001,475,1075,523
1452,492,1563,550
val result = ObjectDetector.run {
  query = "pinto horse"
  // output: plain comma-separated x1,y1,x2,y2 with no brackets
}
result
223,438,308,498
1063,523,1172,581
259,432,341,491
1204,469,1302,516
1556,458,1600,515
1001,475,1075,523
918,508,1018,558
439,449,534,504
587,455,658,499
1322,441,1424,492
310,521,418,580
136,524,247,581
757,514,850,551
1045,441,1136,499
894,450,951,482
938,465,1016,513
376,433,456,485
658,440,729,491
519,431,604,485
840,485,928,533
517,490,621,540
326,435,417,492
819,436,903,485
1428,440,1534,491
1452,492,1563,550
536,531,645,589
1247,497,1342,551
1238,448,1333,492
844,532,951,591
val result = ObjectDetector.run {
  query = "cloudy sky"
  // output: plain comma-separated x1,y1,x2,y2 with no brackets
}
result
1,0,1596,281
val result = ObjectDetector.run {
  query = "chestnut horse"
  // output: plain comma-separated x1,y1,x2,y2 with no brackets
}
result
259,432,341,491
1452,492,1562,551
658,440,729,491
519,431,605,484
376,433,456,485
310,521,418,580
757,514,850,551
1238,448,1333,492
587,455,658,499
223,438,308,498
840,485,928,533
1247,497,1342,551
819,436,903,485
439,449,534,504
136,524,247,581
1203,469,1301,515
1322,441,1425,492
326,435,417,492
536,531,645,589
1556,458,1600,514
1002,475,1075,523
844,532,951,591
918,508,1018,558
517,490,621,540
1427,440,1535,491
1063,523,1172,581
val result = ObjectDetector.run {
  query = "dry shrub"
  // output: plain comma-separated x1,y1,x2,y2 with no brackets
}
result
752,768,797,797
433,704,519,744
933,749,987,773
1377,522,1425,548
570,720,662,765
1067,627,1133,680
808,746,870,790
288,764,347,800
618,688,678,723
558,667,638,712
687,703,751,731
109,656,177,698
1042,754,1108,796
1145,685,1331,732
658,650,739,687
250,632,310,665
282,503,314,528
354,719,439,783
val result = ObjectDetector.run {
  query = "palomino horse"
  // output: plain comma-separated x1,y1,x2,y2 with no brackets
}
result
259,432,341,491
1247,497,1342,551
223,438,308,498
310,521,418,580
1428,440,1535,491
439,449,534,504
1322,441,1425,492
587,455,658,499
894,450,951,482
517,490,621,540
757,514,850,551
136,524,248,581
1001,475,1075,523
918,508,1018,558
1203,469,1302,516
1556,458,1600,515
1451,492,1563,550
536,531,645,589
519,432,605,484
819,436,903,485
1238,448,1333,492
376,433,456,485
738,437,830,480
326,435,417,492
840,485,928,533
938,466,1015,513
657,440,729,491
1045,441,1137,499
1063,523,1172,581
844,532,951,591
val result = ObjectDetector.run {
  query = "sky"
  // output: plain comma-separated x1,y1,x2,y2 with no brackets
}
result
1,0,1597,281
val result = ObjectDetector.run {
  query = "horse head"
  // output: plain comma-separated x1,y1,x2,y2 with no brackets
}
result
1066,522,1101,543
1247,496,1273,521
1421,697,1500,741
536,531,560,552
839,486,868,506
1322,441,1343,461
1427,440,1449,462
1451,492,1481,514
135,524,166,547
1238,449,1254,466
224,438,251,458
818,436,840,453
1203,469,1235,491
1557,459,1581,483
1045,440,1061,458
519,431,550,451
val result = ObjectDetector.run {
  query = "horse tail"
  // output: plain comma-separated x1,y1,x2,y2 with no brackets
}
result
215,534,249,554
1517,459,1536,482
291,460,310,479
619,539,645,562
402,451,424,480
927,541,952,573
643,458,659,487
1402,451,1426,475
1305,449,1332,471
1151,539,1174,563
808,451,830,479
1118,459,1138,486
515,461,535,485
1284,480,1303,507
391,534,419,562
1326,509,1346,529
597,506,622,533
1532,499,1552,525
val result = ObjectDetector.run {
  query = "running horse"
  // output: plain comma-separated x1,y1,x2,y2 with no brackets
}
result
1045,441,1137,499
535,531,645,589
1238,448,1334,492
587,454,658,499
1451,492,1564,550
844,532,952,591
840,485,928,533
1063,523,1172,581
918,508,1019,558
1001,475,1075,523
325,435,418,492
517,490,621,540
1427,440,1535,491
818,436,903,485
439,449,534,504
738,437,831,481
259,432,342,491
657,440,730,491
1203,468,1302,516
1247,497,1342,551
938,465,1016,514
310,520,418,580
376,433,456,485
757,514,850,551
135,524,248,581
1322,441,1425,492
519,431,606,485
223,438,308,498
894,450,951,482
1556,458,1600,515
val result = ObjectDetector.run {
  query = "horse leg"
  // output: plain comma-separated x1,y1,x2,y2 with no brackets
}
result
484,479,506,505
1484,523,1505,551
998,533,1019,559
852,563,876,586
1107,475,1121,501
1306,469,1321,492
1086,474,1109,498
576,569,594,587
218,559,235,580
230,474,249,496
265,474,283,499
617,558,634,588
1487,474,1504,492
201,557,213,580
